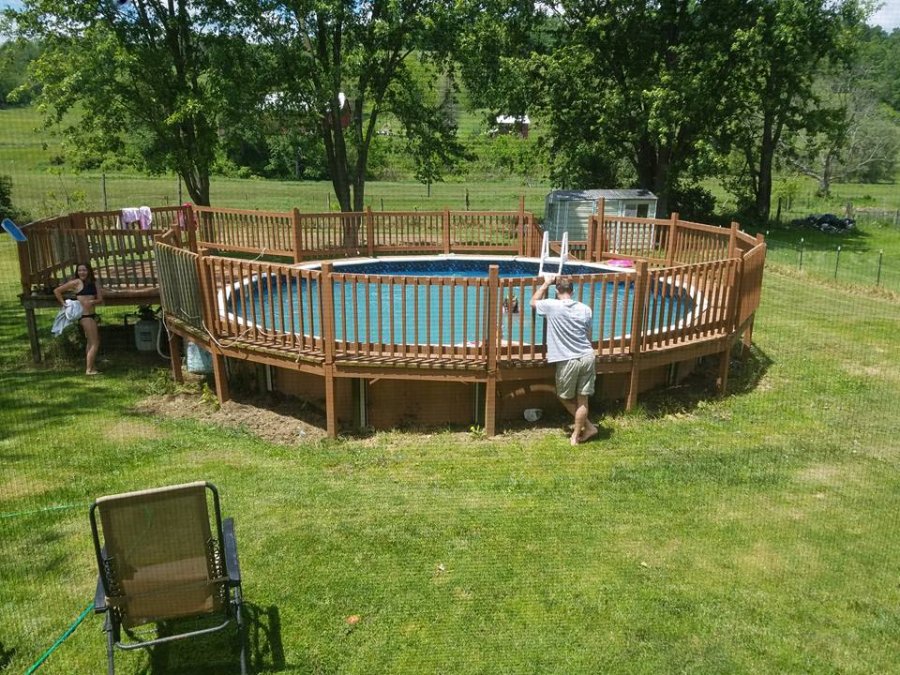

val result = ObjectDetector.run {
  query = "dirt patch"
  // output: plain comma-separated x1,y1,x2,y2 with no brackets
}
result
132,393,328,445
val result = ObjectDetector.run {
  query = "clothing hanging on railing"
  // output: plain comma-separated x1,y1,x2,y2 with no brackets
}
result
120,207,153,230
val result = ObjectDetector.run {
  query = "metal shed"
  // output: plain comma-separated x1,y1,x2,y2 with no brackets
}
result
543,189,658,241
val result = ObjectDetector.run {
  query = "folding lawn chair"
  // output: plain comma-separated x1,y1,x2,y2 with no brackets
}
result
90,481,247,674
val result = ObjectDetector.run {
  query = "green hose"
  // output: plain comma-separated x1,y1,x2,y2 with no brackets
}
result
25,602,93,674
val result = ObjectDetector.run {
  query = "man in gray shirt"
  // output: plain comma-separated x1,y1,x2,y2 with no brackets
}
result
531,275,599,445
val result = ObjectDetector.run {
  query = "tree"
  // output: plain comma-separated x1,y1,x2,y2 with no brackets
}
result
6,0,256,206
718,0,865,221
0,40,41,107
467,1,749,215
782,62,899,195
217,0,469,226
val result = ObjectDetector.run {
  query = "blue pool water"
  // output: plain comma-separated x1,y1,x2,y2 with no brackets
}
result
228,258,694,346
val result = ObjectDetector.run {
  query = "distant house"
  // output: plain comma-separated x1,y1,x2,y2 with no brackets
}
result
493,115,530,138
543,189,658,242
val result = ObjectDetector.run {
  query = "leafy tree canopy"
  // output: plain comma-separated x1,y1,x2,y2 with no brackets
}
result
5,0,264,205
212,0,473,217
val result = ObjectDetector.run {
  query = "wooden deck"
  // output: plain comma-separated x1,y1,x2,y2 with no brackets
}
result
14,203,766,437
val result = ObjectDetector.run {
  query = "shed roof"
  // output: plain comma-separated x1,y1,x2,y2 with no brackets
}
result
548,189,657,201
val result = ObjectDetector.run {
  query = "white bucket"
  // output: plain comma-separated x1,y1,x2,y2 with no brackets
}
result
186,342,213,374
134,319,160,352
524,408,542,422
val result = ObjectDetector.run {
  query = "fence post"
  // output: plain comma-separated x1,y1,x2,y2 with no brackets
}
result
586,215,595,262
196,251,230,404
518,195,526,256
443,207,451,254
17,237,42,362
834,245,841,280
626,261,649,411
72,211,89,263
876,250,883,286
292,208,303,262
799,238,804,270
366,206,375,257
484,265,500,437
595,198,606,259
666,212,679,265
728,221,739,258
320,262,338,438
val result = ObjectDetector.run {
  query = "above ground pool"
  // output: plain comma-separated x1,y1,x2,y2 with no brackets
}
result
224,256,696,346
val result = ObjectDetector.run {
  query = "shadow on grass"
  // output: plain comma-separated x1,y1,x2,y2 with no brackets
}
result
607,342,774,420
0,325,168,441
135,603,286,674
746,220,876,253
0,642,15,669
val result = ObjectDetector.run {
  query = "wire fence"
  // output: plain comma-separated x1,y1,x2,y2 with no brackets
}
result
765,236,899,292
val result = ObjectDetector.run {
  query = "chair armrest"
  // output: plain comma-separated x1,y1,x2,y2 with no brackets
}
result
94,575,108,613
223,517,242,584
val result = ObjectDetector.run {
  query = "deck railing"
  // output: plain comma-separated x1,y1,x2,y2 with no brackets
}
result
19,204,765,368
155,243,203,331
736,238,766,328
192,207,529,261
640,258,741,352
155,238,762,372
17,205,188,293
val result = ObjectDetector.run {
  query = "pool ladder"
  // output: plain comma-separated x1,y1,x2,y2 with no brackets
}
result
538,231,569,280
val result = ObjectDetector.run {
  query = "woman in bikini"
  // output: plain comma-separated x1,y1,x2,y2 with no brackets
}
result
54,263,103,375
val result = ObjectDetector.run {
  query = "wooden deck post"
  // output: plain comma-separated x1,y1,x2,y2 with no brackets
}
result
728,221,739,258
292,208,303,262
585,215,595,262
517,195,526,256
525,213,535,257
596,198,606,260
717,341,732,396
626,261,650,410
484,265,500,437
195,249,229,403
169,333,183,383
72,211,89,263
366,206,375,257
185,204,198,253
320,262,338,438
17,241,43,363
211,353,231,403
24,303,41,363
443,207,451,254
666,212,680,266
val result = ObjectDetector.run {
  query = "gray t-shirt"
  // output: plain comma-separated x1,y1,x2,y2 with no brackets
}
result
534,298,594,363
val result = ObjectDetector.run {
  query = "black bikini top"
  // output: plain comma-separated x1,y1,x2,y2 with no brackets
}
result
76,281,97,296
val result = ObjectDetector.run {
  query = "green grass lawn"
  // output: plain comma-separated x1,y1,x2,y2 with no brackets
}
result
1,210,899,672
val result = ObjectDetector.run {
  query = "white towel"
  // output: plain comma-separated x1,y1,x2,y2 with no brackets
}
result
121,206,153,230
51,299,84,336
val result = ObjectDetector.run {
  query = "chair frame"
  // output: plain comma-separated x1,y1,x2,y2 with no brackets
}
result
90,481,248,674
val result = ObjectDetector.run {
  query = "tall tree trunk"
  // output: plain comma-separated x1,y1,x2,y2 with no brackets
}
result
755,115,775,222
181,167,210,206
635,140,670,215
323,120,352,212
818,154,833,197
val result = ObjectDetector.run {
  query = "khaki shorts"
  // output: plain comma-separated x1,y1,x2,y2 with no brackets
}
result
555,354,596,400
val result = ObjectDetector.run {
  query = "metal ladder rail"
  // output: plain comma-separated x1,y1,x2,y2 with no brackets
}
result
537,231,569,279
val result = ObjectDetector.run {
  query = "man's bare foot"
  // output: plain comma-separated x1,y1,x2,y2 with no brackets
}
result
85,370,100,376
579,423,599,443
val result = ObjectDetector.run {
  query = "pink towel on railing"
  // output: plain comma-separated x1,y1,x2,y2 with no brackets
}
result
121,206,153,230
